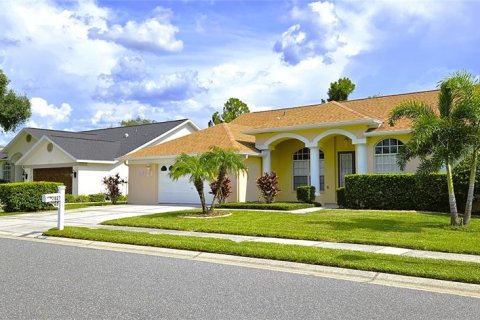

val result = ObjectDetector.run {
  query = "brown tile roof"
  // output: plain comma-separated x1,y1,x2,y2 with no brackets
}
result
125,123,258,159
232,89,440,133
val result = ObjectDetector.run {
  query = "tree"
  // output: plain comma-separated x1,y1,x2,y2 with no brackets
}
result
389,75,470,226
170,153,214,214
120,116,156,127
0,69,31,132
102,173,127,205
203,147,247,212
208,98,250,127
326,77,356,102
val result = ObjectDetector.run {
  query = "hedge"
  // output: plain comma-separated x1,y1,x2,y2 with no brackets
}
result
65,193,106,204
336,188,346,208
296,186,316,203
343,173,475,213
0,182,62,212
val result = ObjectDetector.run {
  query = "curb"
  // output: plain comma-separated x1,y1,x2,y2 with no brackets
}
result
1,234,479,299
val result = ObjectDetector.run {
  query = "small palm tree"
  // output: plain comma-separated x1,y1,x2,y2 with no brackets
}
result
389,76,469,226
169,153,214,214
204,147,247,212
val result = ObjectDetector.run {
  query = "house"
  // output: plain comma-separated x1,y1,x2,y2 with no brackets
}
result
123,90,436,205
0,119,199,195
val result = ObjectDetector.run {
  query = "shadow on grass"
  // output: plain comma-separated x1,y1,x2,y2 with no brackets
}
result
337,254,368,261
305,218,443,233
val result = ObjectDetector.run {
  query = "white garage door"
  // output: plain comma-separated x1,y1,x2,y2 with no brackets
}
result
158,171,214,204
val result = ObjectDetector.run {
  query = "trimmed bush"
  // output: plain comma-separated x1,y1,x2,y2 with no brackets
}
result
0,182,62,212
75,195,90,203
296,185,316,203
88,193,106,203
65,194,76,203
336,188,346,208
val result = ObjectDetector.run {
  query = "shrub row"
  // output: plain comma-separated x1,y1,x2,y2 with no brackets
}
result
296,186,316,203
218,202,314,211
65,193,106,203
0,182,62,212
343,173,476,213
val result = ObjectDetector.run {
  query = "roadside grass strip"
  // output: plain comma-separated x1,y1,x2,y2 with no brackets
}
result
44,227,480,285
102,209,480,255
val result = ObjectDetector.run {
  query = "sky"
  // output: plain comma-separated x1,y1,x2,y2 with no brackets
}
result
0,0,479,145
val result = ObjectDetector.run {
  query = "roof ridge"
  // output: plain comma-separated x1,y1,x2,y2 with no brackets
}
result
80,119,187,132
329,101,378,120
49,134,117,143
221,123,238,147
25,127,97,135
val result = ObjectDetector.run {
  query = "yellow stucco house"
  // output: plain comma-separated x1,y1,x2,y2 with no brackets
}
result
124,90,437,206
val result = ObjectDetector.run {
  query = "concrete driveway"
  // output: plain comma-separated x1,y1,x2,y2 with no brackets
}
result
0,204,196,237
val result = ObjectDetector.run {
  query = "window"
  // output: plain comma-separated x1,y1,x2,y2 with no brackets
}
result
160,166,167,172
374,139,404,173
292,148,325,191
3,163,11,181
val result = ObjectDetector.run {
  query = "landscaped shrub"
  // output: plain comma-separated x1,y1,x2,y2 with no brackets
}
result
0,179,9,184
75,195,90,203
88,193,106,202
209,177,232,204
256,172,280,203
296,185,316,203
336,188,346,208
0,182,62,212
65,194,76,203
103,173,127,204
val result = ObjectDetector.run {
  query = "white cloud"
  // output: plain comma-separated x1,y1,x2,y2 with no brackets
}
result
89,7,183,54
30,97,72,123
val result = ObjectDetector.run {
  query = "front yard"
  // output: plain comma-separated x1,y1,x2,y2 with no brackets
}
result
102,209,480,255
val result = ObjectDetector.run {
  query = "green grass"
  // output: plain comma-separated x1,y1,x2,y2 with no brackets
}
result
217,202,315,211
102,209,480,255
44,226,480,284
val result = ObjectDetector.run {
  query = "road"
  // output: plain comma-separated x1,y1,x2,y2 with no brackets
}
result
0,237,479,320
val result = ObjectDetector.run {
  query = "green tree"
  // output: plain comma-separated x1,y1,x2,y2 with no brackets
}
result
120,116,156,127
327,77,356,102
389,75,470,226
169,153,214,214
0,69,31,132
203,147,247,212
208,98,250,127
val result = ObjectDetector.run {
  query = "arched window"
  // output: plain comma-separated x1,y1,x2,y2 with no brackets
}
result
160,166,167,172
374,139,404,173
292,148,325,191
168,166,173,171
2,162,11,181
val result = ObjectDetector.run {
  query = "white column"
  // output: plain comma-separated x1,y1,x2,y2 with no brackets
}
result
309,146,320,195
261,149,271,174
355,143,368,174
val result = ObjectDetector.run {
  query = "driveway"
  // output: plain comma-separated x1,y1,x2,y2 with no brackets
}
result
0,204,196,237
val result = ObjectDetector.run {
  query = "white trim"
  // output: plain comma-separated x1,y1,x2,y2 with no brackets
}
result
122,120,199,158
15,136,77,165
1,128,29,154
257,133,311,149
310,129,366,146
76,160,118,164
364,129,411,137
243,119,381,135
124,151,261,162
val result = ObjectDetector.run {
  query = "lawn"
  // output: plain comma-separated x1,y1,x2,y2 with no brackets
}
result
217,202,315,211
102,209,480,255
44,226,480,284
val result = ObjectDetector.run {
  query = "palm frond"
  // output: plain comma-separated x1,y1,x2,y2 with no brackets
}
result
388,100,435,126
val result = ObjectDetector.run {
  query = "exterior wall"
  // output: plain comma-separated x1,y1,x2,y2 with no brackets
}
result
162,125,196,143
76,162,128,196
366,134,419,173
4,131,38,161
245,156,262,202
128,163,159,205
21,140,74,166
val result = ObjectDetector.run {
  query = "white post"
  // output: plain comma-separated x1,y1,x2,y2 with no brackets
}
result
261,149,271,174
355,143,368,174
309,146,320,195
57,185,65,230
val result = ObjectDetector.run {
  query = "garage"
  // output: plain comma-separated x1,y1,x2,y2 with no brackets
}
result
158,167,214,204
33,167,73,194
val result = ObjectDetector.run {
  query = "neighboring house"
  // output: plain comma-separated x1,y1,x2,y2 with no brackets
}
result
123,90,436,206
0,119,199,195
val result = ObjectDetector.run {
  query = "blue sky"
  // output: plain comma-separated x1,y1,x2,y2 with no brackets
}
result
0,0,479,144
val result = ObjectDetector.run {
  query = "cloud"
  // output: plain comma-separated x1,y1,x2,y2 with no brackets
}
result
88,7,183,54
94,56,207,104
30,97,72,124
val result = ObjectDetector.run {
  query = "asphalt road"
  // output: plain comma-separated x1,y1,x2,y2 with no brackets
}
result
0,237,479,320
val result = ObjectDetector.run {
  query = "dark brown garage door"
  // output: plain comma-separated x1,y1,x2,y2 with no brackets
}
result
33,167,73,194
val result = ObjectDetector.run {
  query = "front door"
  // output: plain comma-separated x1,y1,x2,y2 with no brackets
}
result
338,152,355,187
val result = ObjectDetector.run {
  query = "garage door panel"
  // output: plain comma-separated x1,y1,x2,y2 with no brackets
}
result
33,167,72,194
158,172,213,204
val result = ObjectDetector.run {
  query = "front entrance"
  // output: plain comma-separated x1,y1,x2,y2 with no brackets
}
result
33,167,73,194
338,152,355,188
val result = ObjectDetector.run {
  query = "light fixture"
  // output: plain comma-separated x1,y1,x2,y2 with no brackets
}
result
71,170,77,178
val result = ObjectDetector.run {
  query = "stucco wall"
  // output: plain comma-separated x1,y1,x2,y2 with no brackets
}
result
128,164,159,204
366,134,419,173
76,162,128,196
245,156,262,202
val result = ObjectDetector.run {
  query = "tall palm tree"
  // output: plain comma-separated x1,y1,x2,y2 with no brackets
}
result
204,147,247,212
389,76,468,226
169,153,214,214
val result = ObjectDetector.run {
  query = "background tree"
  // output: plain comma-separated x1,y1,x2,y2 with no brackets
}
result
0,69,31,132
326,77,356,102
389,76,469,226
102,173,127,205
120,116,156,127
208,98,250,127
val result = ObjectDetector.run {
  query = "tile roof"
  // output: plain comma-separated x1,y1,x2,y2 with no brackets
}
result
125,123,258,159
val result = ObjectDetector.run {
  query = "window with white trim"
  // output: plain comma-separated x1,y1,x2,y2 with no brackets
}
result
292,148,325,191
2,163,11,181
374,139,404,173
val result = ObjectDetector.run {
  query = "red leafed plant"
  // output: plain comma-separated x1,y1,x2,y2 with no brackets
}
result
209,177,232,204
257,172,280,203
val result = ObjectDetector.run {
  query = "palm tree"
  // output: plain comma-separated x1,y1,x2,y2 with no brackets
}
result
204,147,247,212
169,153,214,214
389,76,469,226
